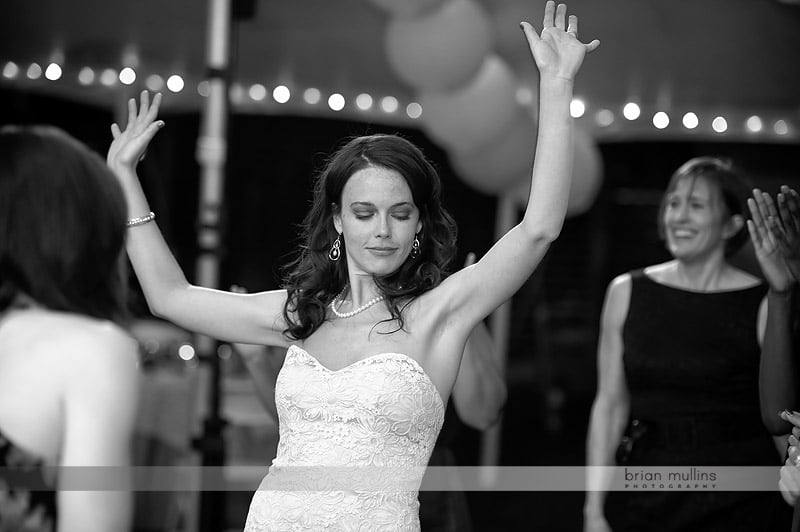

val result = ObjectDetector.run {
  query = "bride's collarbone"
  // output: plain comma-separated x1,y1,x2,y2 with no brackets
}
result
303,327,417,369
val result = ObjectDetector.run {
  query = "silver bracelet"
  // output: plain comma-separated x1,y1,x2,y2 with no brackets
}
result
126,211,156,227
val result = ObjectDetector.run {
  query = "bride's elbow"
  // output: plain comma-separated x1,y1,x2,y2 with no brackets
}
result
521,216,564,245
527,226,561,248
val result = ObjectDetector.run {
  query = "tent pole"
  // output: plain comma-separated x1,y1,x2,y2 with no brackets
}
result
194,0,231,530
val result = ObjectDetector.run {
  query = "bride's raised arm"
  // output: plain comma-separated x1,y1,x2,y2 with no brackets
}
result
107,91,290,346
434,1,599,330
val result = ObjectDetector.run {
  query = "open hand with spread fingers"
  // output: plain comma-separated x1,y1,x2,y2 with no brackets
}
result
772,186,800,282
520,1,600,83
748,188,797,293
107,90,164,176
747,189,794,292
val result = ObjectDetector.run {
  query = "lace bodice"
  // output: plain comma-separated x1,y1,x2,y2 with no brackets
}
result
244,344,445,531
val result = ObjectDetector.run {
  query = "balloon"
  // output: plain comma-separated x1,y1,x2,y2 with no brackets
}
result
491,2,534,61
367,0,446,18
511,127,603,217
385,0,492,91
450,113,537,195
418,55,520,153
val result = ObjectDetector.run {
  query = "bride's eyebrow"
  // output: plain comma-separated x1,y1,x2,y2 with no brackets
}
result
349,202,414,208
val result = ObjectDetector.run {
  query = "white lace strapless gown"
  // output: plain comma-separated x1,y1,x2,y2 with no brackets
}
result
243,344,445,531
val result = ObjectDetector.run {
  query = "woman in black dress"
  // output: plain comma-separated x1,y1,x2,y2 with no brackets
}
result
583,158,792,531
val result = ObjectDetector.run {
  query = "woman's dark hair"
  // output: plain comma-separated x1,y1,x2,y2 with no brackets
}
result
282,134,458,340
0,125,128,322
657,156,752,257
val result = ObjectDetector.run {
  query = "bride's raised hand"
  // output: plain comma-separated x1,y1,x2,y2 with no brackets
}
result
520,1,599,82
107,90,164,174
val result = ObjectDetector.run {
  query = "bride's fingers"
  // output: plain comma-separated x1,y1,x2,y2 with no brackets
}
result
520,21,540,47
110,123,121,139
144,92,162,124
555,3,567,31
126,97,138,131
137,90,150,122
567,14,577,36
542,0,555,29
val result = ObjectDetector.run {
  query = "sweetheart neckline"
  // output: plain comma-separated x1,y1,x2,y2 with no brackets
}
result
287,344,445,410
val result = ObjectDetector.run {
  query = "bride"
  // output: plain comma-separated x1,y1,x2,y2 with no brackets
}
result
106,2,598,529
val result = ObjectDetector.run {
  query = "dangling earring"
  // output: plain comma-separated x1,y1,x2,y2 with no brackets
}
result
328,233,342,261
410,235,420,259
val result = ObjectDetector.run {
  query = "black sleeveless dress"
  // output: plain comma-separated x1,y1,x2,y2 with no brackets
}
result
0,429,56,532
606,270,790,531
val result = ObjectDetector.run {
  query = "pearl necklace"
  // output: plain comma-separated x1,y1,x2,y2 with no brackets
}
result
329,286,385,319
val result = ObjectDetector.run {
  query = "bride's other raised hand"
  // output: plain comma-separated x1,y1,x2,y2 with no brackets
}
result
520,1,600,83
107,90,164,175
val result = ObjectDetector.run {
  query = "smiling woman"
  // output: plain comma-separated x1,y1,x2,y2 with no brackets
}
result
584,157,792,531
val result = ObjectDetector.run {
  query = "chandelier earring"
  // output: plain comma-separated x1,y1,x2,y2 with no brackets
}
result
410,235,421,259
328,233,342,262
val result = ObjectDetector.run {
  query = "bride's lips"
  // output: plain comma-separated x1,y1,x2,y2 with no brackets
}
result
366,247,398,256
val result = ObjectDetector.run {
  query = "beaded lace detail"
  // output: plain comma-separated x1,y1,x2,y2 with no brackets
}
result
243,345,445,532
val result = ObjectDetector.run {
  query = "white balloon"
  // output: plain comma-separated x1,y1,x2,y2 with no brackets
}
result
511,127,603,217
450,113,537,195
367,0,445,18
419,55,520,153
385,0,492,91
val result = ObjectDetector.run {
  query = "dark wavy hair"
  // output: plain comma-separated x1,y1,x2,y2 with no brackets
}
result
282,134,458,340
0,125,128,322
657,156,752,257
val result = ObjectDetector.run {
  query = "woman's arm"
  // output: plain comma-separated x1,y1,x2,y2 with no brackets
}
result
233,343,286,422
584,275,631,532
107,91,289,346
58,325,140,532
433,2,599,332
451,320,507,430
758,291,797,434
749,190,798,434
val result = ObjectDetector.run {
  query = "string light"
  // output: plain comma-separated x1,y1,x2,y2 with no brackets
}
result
356,93,373,111
99,68,117,86
623,102,641,120
570,98,586,118
26,63,42,80
712,116,728,133
746,115,763,133
682,112,699,129
166,74,184,93
78,67,95,85
303,87,321,105
146,74,164,91
273,85,290,104
406,102,423,119
380,96,399,113
652,111,669,129
249,83,267,101
595,109,614,127
3,61,19,79
44,63,62,81
1,55,796,140
328,93,345,111
197,80,209,97
119,67,136,85
178,344,195,361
